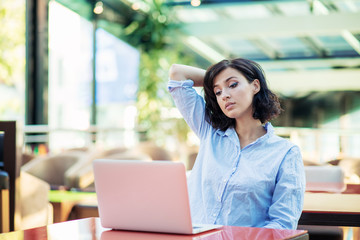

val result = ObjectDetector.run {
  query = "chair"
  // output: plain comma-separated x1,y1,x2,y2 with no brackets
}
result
21,150,87,187
337,157,360,184
63,142,172,190
304,165,345,193
0,121,18,231
0,169,9,233
64,148,110,189
187,152,197,171
134,141,173,161
19,171,53,229
65,148,151,189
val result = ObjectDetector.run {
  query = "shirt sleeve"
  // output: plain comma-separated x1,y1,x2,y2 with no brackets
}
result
263,145,306,229
168,79,210,140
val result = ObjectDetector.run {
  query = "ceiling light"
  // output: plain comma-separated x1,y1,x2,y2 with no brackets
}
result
132,2,140,11
93,1,103,14
191,0,201,7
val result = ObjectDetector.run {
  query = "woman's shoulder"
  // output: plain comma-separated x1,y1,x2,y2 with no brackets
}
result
265,132,299,154
269,134,298,150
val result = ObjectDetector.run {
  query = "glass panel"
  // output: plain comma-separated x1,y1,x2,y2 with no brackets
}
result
95,28,140,148
315,35,359,56
176,8,219,22
49,2,93,149
277,2,312,16
221,38,269,59
49,2,140,150
223,4,272,19
267,37,317,58
333,0,360,12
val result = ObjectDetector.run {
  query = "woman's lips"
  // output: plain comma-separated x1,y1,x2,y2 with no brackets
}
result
225,102,235,110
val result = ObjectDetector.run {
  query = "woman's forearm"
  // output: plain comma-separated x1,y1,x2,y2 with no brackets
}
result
169,64,206,87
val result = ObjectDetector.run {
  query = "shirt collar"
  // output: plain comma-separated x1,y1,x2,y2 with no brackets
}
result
215,128,231,137
264,122,274,135
216,122,274,144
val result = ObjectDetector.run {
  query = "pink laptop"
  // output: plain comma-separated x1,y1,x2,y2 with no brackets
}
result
93,159,221,234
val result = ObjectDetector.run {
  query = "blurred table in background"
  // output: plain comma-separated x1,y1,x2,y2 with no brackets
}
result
48,190,97,223
301,184,360,226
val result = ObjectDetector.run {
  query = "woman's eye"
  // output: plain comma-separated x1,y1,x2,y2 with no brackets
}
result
215,90,221,96
229,82,238,88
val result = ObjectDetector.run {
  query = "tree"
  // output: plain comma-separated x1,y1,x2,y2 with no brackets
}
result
120,0,194,142
0,0,25,120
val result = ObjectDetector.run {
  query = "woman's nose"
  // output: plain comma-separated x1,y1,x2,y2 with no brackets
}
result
222,90,230,100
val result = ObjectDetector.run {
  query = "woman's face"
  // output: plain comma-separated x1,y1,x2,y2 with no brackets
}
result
213,67,260,120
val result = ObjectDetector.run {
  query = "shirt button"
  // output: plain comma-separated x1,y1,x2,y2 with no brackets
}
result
232,167,236,172
213,214,216,217
223,179,227,182
218,196,221,201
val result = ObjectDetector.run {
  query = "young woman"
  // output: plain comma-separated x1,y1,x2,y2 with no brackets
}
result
168,58,305,229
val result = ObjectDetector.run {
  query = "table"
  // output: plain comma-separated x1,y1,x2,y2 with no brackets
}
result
49,184,360,228
0,217,308,240
48,190,97,223
301,184,360,226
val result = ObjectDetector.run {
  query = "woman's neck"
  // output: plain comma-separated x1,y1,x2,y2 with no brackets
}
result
235,117,266,149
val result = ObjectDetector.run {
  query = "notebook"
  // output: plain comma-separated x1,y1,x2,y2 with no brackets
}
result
93,159,222,234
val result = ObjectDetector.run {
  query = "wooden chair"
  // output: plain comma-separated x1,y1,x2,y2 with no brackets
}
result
0,169,9,233
0,121,18,231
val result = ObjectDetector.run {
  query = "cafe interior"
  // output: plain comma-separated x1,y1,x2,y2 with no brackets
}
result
1,0,360,239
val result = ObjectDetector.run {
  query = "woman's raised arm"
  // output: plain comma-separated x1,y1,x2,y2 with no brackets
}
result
169,64,206,87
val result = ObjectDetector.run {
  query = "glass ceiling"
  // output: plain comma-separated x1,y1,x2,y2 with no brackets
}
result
55,0,360,95
56,0,360,64
169,0,360,65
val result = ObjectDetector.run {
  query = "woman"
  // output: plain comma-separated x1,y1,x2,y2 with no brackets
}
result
168,58,305,229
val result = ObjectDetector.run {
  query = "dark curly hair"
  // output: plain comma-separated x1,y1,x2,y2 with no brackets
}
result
203,58,282,131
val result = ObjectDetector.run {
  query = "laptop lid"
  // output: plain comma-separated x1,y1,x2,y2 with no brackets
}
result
93,159,194,234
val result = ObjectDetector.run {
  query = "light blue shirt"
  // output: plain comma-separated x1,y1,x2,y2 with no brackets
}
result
168,79,305,229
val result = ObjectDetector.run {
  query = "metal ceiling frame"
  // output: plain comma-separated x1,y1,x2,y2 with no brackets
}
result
55,0,360,94
180,12,360,39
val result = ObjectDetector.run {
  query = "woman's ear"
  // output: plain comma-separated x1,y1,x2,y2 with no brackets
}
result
252,79,260,94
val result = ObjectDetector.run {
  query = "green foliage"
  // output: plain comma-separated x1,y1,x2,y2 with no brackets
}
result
0,0,25,86
121,0,177,51
119,0,194,141
0,0,25,121
136,46,193,141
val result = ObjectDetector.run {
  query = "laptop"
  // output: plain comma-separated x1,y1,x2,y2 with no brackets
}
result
93,159,222,234
100,228,223,240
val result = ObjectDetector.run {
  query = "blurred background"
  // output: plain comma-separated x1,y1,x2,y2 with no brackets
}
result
1,0,360,234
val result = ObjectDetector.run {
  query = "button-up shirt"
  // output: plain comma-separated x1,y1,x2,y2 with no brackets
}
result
168,79,305,229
